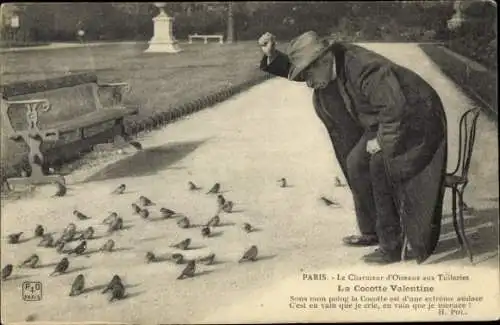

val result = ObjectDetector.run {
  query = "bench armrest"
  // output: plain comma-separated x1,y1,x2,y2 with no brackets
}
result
1,98,52,138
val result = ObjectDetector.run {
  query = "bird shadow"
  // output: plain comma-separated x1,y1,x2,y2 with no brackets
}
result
38,262,60,268
88,235,106,240
185,245,206,251
246,227,263,233
123,290,145,300
148,216,170,222
207,260,226,266
12,238,31,244
217,222,236,227
7,274,33,281
208,231,224,238
136,235,165,242
83,140,209,182
121,224,135,231
256,254,278,262
152,256,172,263
82,284,107,294
63,266,91,275
226,209,245,213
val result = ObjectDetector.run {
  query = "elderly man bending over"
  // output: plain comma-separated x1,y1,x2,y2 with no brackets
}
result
258,31,447,265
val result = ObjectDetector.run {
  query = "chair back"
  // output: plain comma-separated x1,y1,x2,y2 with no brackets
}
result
449,107,481,181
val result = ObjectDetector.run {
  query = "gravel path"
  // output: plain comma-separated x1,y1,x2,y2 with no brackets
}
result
1,43,498,324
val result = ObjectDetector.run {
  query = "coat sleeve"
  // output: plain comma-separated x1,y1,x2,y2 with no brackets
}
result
359,63,406,157
259,50,305,82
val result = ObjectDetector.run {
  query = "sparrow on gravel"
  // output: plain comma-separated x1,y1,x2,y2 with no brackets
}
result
277,177,288,188
131,203,141,214
177,216,190,229
73,210,90,220
8,232,23,244
170,253,185,264
112,184,126,195
139,208,150,219
145,251,157,263
320,196,338,206
69,274,85,296
102,275,122,294
217,194,226,208
50,257,69,276
160,207,176,219
103,212,118,225
80,227,94,240
334,177,345,187
222,201,234,213
206,215,220,227
206,183,220,194
109,281,126,302
201,227,211,238
2,264,13,280
138,196,154,207
52,181,67,197
188,181,201,191
171,238,191,250
56,241,65,254
19,254,39,268
177,260,196,280
108,217,124,233
34,225,44,237
38,234,54,247
68,240,87,255
197,253,216,265
239,245,258,263
243,223,255,233
100,239,115,252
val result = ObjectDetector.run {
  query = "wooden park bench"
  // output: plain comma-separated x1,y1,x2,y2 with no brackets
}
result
188,33,224,44
0,72,140,189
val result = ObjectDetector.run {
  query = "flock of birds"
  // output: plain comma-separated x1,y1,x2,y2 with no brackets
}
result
2,176,346,304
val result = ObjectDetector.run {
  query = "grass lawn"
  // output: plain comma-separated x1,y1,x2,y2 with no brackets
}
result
0,41,280,179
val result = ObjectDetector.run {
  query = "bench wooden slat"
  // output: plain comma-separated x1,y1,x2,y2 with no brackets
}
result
49,106,138,133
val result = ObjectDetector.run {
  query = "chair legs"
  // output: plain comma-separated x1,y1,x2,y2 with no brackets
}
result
456,190,474,263
451,188,464,246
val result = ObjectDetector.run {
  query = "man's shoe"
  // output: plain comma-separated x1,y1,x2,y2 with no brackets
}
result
363,248,402,265
342,234,379,247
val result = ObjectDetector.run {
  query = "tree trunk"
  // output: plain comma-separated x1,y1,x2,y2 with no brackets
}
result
227,2,234,43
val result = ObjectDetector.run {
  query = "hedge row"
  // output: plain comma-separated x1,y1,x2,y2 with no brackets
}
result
419,43,497,118
0,72,275,188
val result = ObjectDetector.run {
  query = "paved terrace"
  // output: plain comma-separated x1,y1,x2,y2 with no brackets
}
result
1,43,498,323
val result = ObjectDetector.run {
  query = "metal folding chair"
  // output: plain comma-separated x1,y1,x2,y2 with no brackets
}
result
402,107,481,263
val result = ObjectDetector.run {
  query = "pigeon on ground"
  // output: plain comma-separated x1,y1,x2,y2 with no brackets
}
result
139,208,150,219
68,240,87,255
320,196,338,206
56,241,65,254
217,194,226,208
102,275,122,294
201,227,211,238
50,257,69,276
112,184,126,195
19,254,39,268
131,203,141,214
69,274,85,296
108,217,124,233
170,253,185,264
206,215,220,227
188,181,201,191
34,225,44,237
103,212,118,225
222,201,234,213
177,260,196,280
197,253,216,265
177,217,190,229
160,207,176,219
171,238,191,250
80,227,94,240
334,177,345,187
277,178,287,188
100,239,115,252
138,196,154,207
52,181,67,197
8,232,23,244
38,234,54,247
2,264,13,280
243,223,254,233
206,183,220,194
109,281,126,302
73,210,90,220
239,245,258,263
145,251,156,263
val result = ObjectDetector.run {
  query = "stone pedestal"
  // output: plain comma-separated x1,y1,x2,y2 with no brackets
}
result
145,8,181,53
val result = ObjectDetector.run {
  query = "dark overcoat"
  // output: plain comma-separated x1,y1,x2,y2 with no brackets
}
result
260,42,448,263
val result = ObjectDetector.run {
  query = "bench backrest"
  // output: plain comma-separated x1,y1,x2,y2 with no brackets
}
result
0,73,102,132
